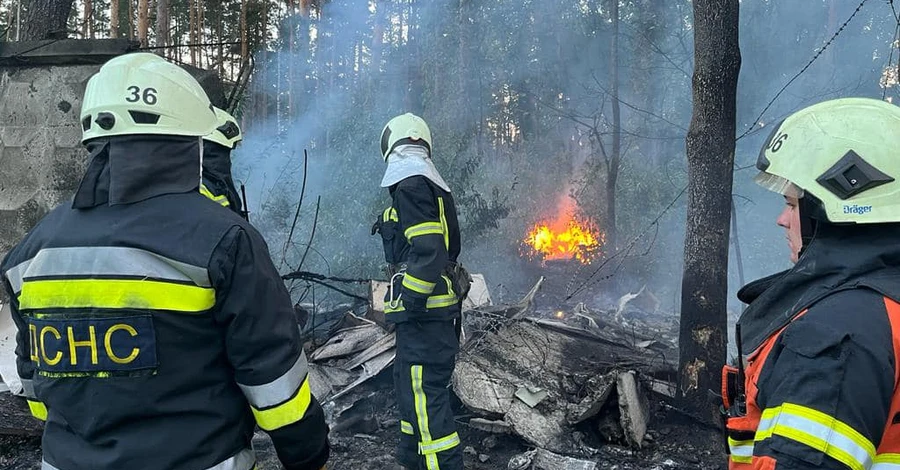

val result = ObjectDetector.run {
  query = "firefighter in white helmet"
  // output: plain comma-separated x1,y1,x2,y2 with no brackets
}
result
722,97,900,469
372,112,470,470
201,106,246,218
1,52,329,470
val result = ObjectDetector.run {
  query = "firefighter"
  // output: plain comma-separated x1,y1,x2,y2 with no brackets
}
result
372,113,467,470
200,106,245,217
721,97,900,469
0,53,329,470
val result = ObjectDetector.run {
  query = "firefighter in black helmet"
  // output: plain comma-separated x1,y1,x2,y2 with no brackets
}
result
373,113,466,470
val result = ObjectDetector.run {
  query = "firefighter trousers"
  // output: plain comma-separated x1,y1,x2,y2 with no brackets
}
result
394,319,463,470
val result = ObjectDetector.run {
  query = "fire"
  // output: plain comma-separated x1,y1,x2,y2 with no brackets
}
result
523,211,603,264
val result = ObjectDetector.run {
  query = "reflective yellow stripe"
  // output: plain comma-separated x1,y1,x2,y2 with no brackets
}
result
403,273,437,295
419,432,461,455
385,295,459,314
386,277,459,313
401,420,415,435
875,453,900,469
755,403,874,470
251,376,312,431
27,400,47,420
728,437,754,464
412,365,440,470
200,184,231,207
404,222,444,240
383,207,398,222
19,279,215,312
438,197,449,250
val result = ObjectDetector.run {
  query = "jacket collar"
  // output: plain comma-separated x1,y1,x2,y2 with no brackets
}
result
738,222,900,353
201,142,242,214
73,135,203,209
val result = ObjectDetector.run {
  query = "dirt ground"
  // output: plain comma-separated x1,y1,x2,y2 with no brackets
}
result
1,378,727,470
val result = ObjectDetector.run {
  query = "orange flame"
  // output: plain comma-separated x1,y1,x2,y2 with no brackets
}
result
523,206,603,264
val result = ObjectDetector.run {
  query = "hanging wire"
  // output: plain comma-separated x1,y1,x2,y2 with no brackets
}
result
736,0,870,141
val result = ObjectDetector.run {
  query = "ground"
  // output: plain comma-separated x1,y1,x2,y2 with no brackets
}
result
1,376,727,469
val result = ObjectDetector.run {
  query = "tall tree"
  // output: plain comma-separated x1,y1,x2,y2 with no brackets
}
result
156,0,169,52
137,0,149,46
240,0,248,64
606,0,621,252
110,0,120,38
128,0,134,39
20,0,75,40
83,0,93,38
678,0,741,424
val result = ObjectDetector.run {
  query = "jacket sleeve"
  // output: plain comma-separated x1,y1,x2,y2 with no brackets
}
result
2,257,47,421
210,226,329,470
393,177,448,309
752,288,894,470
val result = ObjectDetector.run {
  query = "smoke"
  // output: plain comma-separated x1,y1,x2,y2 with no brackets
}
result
230,0,900,312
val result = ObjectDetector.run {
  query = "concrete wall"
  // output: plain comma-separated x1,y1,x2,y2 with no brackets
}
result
0,41,228,288
0,63,97,259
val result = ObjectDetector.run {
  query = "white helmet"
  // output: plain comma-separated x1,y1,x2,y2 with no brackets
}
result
204,107,243,149
380,113,432,160
80,52,218,143
755,97,900,224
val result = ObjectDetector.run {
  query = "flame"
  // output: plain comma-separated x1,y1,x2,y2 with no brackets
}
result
523,206,603,264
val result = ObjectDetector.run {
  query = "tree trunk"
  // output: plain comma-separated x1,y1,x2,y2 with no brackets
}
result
405,0,424,114
606,0,621,253
241,0,248,65
6,0,15,41
128,0,134,40
19,0,74,40
83,0,93,38
137,0,149,46
155,0,168,54
678,0,741,425
189,0,196,64
110,0,119,38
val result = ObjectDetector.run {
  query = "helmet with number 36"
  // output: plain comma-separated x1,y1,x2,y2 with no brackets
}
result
80,52,218,143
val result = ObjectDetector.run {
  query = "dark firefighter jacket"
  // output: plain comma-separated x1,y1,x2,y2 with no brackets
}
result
200,141,243,216
722,220,900,469
0,136,329,470
374,175,461,323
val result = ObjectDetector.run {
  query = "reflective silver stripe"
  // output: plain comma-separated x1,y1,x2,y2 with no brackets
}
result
238,351,308,408
5,258,32,294
20,378,36,399
42,448,255,470
756,406,874,470
419,431,461,454
728,438,753,459
874,463,900,469
6,247,211,293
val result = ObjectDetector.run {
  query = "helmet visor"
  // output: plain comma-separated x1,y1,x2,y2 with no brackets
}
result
754,171,805,199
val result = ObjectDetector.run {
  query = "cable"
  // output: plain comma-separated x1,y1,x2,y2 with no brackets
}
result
736,0,870,141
